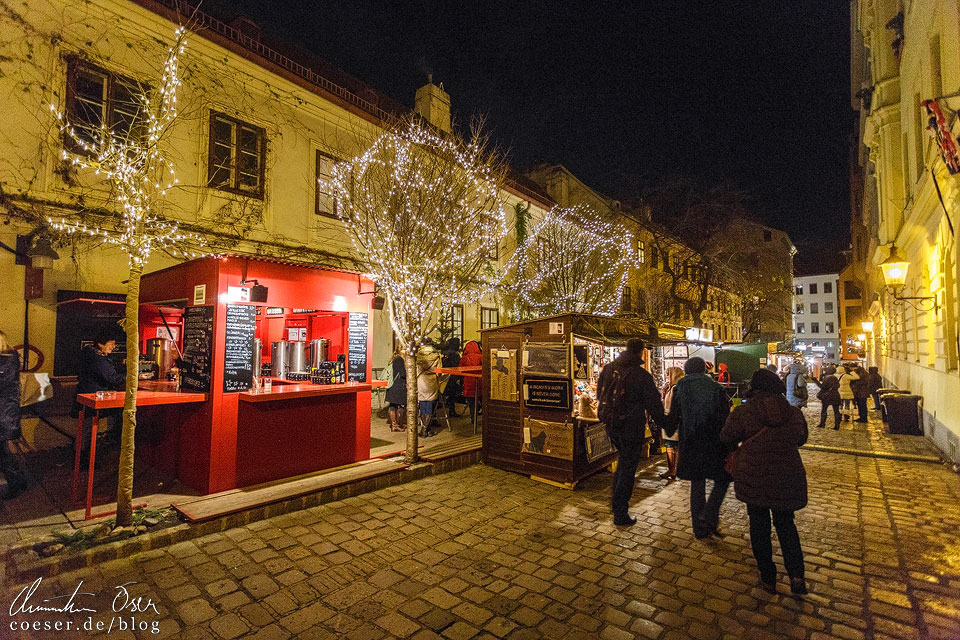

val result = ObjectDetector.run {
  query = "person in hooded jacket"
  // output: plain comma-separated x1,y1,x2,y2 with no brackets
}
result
721,368,808,596
836,364,859,421
417,349,441,437
663,357,731,539
597,338,666,526
0,330,26,498
785,361,808,408
459,340,482,422
384,348,407,432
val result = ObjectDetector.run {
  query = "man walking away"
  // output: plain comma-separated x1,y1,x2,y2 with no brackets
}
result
866,366,883,412
597,338,666,526
663,357,732,539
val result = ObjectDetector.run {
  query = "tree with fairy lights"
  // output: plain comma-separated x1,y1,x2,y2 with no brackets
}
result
509,205,634,318
330,119,508,463
50,26,203,525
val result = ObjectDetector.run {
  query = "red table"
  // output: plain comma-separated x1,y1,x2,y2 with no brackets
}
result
433,366,482,432
73,389,208,520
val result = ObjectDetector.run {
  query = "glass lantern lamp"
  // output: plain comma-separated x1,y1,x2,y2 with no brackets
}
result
879,245,909,287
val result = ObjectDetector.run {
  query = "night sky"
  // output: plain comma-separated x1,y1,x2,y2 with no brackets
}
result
202,0,853,274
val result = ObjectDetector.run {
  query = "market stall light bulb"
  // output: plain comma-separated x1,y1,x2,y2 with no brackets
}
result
333,296,348,312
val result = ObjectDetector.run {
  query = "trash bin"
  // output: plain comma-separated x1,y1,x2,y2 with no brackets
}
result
882,395,923,435
878,389,911,422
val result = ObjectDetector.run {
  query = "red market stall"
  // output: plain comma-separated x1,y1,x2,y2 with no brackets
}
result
138,256,376,494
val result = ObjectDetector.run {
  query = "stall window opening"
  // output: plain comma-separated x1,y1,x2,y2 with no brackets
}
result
66,59,145,152
316,149,339,218
208,110,265,197
480,307,499,329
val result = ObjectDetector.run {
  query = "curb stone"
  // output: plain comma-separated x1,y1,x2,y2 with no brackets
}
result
801,443,943,464
2,449,480,585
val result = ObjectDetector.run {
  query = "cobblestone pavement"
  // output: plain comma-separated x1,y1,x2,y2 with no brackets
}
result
800,394,942,459
6,424,960,639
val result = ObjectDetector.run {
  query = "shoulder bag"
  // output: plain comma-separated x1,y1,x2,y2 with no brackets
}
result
723,425,769,476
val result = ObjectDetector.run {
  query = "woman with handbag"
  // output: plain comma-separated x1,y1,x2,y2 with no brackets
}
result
721,368,809,596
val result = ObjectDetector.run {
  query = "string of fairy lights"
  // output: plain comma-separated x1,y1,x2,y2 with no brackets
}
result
48,26,208,265
328,120,508,353
508,204,634,318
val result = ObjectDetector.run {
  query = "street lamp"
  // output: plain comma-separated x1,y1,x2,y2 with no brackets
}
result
860,320,874,332
878,244,939,312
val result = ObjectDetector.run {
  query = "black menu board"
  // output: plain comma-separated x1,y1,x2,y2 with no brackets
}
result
523,377,572,410
223,304,256,393
181,305,214,392
348,312,368,382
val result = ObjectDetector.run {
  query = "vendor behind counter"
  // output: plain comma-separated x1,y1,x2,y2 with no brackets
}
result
71,331,125,442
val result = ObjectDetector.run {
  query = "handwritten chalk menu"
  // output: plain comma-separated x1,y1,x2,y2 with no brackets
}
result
223,304,256,393
348,312,368,382
181,305,214,392
523,377,572,410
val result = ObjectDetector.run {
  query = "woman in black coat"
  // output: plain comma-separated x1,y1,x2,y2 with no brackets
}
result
384,350,407,432
0,330,26,497
721,368,808,596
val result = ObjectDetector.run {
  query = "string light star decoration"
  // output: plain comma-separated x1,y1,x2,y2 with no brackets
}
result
328,118,508,463
50,26,204,526
508,205,634,319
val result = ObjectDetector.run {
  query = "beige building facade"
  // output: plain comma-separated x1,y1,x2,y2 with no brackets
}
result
852,0,960,463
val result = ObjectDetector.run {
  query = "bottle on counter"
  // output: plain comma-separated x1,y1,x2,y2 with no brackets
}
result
263,376,272,392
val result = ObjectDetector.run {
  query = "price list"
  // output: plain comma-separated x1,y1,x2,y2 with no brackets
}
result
348,312,368,382
181,305,213,392
223,304,256,393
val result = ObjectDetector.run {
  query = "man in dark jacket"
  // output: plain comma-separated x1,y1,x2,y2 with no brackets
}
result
73,331,125,448
663,357,731,539
597,338,665,526
440,338,462,417
866,366,883,411
852,365,870,423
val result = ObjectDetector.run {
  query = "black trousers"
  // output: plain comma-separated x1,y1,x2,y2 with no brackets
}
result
747,504,805,583
0,441,24,492
608,433,644,517
855,397,868,422
690,477,730,537
819,402,840,428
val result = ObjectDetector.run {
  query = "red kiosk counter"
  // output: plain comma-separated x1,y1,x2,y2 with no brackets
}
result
138,257,377,494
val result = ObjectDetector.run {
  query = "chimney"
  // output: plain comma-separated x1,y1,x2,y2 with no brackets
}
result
415,74,451,133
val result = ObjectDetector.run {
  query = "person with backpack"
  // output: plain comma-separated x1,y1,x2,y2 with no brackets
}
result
721,368,808,596
597,338,666,526
785,361,808,409
662,357,732,540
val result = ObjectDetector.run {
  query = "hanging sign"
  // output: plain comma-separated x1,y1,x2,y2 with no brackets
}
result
193,284,206,305
522,417,573,459
523,376,571,410
490,349,517,402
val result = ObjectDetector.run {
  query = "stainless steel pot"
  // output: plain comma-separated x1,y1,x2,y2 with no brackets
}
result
271,341,291,377
252,338,262,381
286,341,309,374
309,338,329,370
145,338,177,380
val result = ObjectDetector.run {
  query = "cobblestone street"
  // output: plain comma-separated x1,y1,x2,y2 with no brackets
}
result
6,412,960,640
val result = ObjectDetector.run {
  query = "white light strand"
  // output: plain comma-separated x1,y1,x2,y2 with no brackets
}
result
327,120,508,353
49,26,210,264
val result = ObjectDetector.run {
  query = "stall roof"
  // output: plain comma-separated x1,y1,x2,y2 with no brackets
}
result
481,312,675,346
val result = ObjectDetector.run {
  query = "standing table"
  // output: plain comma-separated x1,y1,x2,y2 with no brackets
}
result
433,366,482,433
73,390,208,520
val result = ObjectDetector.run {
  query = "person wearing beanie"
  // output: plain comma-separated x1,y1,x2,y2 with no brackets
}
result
721,367,809,596
662,356,732,540
597,338,666,526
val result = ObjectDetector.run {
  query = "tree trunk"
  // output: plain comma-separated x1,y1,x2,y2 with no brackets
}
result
116,261,142,526
404,350,419,464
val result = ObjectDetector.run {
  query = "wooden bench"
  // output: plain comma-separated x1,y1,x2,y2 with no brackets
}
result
419,435,482,462
173,458,408,522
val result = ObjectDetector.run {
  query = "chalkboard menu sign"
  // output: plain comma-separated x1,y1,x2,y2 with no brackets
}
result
348,312,368,382
224,304,256,393
523,377,572,410
181,305,214,392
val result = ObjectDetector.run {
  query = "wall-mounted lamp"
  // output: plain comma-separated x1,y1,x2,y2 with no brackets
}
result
860,321,874,332
857,333,867,341
879,244,939,313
